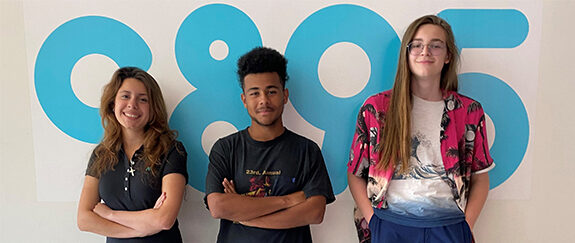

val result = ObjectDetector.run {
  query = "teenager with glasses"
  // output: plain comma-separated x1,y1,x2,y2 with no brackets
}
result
347,15,494,243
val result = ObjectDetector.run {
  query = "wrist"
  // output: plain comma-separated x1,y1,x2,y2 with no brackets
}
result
106,209,116,221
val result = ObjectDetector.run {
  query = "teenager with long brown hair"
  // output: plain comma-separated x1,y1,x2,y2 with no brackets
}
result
77,67,188,242
347,15,494,242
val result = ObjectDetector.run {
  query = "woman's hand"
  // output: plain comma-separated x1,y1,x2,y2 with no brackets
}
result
93,203,113,219
154,192,167,209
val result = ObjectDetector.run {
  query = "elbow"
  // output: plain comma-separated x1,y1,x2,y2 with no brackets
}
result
77,222,88,232
157,216,177,230
77,214,91,232
209,209,222,219
208,203,228,219
309,207,326,225
206,194,228,219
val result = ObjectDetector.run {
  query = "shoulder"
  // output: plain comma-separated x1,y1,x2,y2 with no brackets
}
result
210,129,245,153
216,129,244,144
284,129,321,152
445,91,485,118
364,90,392,108
357,90,391,123
170,140,187,155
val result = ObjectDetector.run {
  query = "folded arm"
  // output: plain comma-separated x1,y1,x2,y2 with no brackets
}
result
240,195,327,229
93,173,186,234
206,178,306,222
77,176,145,238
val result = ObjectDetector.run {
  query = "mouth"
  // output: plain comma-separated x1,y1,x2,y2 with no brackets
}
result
123,112,140,119
256,107,274,114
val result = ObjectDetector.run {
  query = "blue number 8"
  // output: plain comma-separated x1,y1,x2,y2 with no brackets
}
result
171,4,262,191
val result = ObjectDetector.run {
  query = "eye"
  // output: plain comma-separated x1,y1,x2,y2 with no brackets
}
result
248,91,259,97
120,94,129,99
430,42,445,49
140,97,149,103
410,42,423,49
268,90,278,95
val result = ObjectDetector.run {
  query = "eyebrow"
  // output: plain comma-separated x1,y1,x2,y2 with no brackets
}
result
412,38,445,42
118,90,148,96
246,85,281,92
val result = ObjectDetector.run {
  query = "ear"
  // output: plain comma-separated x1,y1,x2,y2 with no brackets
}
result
444,52,451,64
283,88,289,104
241,93,247,108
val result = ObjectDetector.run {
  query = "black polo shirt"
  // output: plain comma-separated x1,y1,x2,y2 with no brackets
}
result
87,141,188,242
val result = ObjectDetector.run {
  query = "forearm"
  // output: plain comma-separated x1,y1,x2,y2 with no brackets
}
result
207,191,305,221
101,208,166,236
347,173,374,223
78,176,145,238
78,210,144,238
241,195,327,229
465,172,490,229
97,174,186,234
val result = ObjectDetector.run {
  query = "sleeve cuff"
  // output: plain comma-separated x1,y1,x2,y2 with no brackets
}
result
472,163,495,175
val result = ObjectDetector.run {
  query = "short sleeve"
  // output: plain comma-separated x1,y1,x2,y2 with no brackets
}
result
162,141,189,183
85,149,99,178
347,99,376,179
205,138,230,197
301,142,335,204
471,108,495,173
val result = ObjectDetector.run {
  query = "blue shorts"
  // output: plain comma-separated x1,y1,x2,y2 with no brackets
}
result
369,214,473,243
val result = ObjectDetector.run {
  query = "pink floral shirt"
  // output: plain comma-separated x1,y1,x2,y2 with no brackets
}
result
347,90,494,212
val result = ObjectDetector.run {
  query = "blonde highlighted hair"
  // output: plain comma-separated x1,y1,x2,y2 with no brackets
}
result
377,15,460,173
89,67,177,179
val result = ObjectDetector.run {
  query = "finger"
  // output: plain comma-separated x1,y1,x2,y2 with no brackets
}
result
154,192,166,209
229,180,237,194
222,178,233,193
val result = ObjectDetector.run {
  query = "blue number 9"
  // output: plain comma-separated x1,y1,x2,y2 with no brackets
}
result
285,4,400,194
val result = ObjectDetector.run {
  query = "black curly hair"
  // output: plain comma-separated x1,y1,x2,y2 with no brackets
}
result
237,47,289,90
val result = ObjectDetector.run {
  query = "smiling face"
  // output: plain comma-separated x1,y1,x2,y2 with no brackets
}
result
113,78,150,135
408,24,450,83
241,72,288,129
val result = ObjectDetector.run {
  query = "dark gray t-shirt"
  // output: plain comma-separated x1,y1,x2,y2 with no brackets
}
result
205,128,335,243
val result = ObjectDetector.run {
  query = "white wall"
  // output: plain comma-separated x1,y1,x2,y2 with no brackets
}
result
1,0,574,242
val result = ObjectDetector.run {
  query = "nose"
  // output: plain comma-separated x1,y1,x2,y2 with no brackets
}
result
127,98,138,109
420,44,431,56
259,92,271,105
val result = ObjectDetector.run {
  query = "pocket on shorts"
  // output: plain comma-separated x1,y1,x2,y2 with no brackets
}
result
462,220,474,243
368,213,377,230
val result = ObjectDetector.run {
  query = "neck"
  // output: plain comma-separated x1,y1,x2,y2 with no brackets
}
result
122,130,145,160
411,77,442,101
247,122,285,142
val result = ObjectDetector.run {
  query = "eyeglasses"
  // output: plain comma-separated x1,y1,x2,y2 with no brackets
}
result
407,41,447,56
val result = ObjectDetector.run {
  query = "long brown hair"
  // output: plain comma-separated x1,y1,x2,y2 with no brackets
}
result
378,15,460,173
89,67,177,179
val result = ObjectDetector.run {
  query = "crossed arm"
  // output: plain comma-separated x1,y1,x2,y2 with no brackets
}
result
206,178,327,229
77,173,186,238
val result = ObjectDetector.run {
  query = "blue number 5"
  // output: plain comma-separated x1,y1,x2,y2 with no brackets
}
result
439,9,530,189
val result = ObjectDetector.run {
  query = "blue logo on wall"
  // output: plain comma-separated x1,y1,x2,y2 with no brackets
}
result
34,4,529,194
